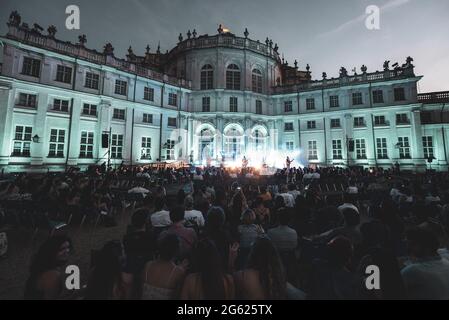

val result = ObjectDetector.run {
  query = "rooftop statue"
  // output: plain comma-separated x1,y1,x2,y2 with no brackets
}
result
78,34,87,46
103,43,114,56
8,11,21,27
339,67,348,77
383,60,390,71
47,25,57,38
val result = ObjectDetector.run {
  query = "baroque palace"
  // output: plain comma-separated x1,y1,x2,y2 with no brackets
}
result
0,11,448,172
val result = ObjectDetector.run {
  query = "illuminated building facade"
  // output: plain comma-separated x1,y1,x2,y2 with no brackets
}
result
0,11,448,172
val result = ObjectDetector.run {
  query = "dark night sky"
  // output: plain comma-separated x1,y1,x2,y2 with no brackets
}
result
1,0,448,92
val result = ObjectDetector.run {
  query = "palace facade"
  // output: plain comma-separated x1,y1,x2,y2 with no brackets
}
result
0,11,448,172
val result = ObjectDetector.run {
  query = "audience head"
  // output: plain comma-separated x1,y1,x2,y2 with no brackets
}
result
406,227,440,259
169,205,185,224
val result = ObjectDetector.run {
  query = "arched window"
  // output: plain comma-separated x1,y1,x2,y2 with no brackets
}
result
200,64,213,90
252,69,262,93
226,64,240,90
251,128,267,151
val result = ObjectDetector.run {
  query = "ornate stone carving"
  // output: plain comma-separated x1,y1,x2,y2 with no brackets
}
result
47,25,57,38
8,11,21,27
103,43,114,56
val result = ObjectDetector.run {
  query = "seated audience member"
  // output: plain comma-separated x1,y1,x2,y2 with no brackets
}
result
337,193,359,215
123,209,155,275
160,205,197,259
268,208,298,252
142,234,187,300
236,209,264,269
278,185,295,208
259,186,272,202
288,184,301,200
184,195,205,227
127,182,150,198
24,235,72,300
151,197,171,228
307,236,359,300
401,227,449,300
314,208,362,247
181,239,235,300
254,196,270,226
234,237,287,300
85,241,133,300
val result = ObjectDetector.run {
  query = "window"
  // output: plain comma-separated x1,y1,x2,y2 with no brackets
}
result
307,121,316,130
168,117,177,127
144,87,154,101
82,103,97,116
253,130,264,150
52,99,69,112
376,138,388,159
113,108,125,120
48,129,65,158
166,140,175,160
355,139,367,159
200,64,214,90
286,141,294,151
226,64,240,90
308,141,318,160
56,65,72,83
143,113,153,124
252,69,262,93
396,113,409,125
306,98,315,110
332,140,343,160
394,88,406,101
374,115,387,126
284,101,293,113
202,97,210,112
352,92,363,105
372,90,384,104
111,134,123,159
141,137,152,160
330,95,339,108
398,137,411,159
423,136,434,160
354,117,365,127
256,100,262,115
12,126,32,157
225,130,242,159
17,93,37,108
168,93,177,106
85,72,99,89
79,131,94,158
21,57,41,77
331,119,341,128
114,80,127,96
230,97,238,112
284,123,294,131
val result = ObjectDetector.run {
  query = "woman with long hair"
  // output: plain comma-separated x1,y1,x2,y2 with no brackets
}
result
234,237,287,299
24,235,72,300
180,239,235,300
85,241,132,300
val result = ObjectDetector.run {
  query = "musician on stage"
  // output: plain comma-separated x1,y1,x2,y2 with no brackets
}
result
242,156,249,169
286,156,293,169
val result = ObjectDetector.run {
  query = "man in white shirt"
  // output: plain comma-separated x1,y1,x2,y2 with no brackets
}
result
128,182,150,198
287,184,301,200
184,195,205,227
150,197,171,227
278,185,295,208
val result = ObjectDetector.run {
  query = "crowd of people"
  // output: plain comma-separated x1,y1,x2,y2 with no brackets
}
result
2,164,449,300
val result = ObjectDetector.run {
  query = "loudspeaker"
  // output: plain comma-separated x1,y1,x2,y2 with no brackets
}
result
348,140,355,152
102,133,109,148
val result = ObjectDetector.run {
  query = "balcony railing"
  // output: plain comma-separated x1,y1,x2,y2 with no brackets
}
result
6,25,192,89
418,91,449,104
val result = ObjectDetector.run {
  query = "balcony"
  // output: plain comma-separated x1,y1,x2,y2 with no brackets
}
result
418,91,449,104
